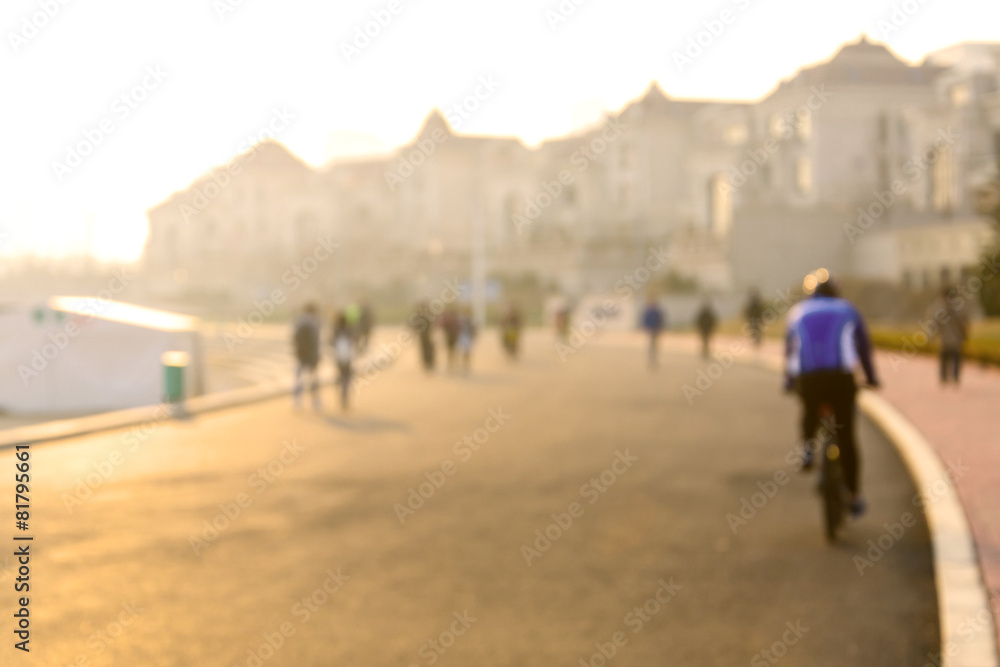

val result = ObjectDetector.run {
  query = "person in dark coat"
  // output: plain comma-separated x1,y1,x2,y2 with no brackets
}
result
410,302,436,372
641,297,666,369
292,303,321,410
695,299,718,359
440,307,461,370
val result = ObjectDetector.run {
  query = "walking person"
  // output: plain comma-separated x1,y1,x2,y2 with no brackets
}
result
331,311,354,410
695,298,718,359
934,286,970,386
641,296,666,369
411,302,436,373
500,303,522,361
554,305,570,342
456,309,476,373
745,288,765,348
292,303,322,410
357,301,374,354
440,307,461,370
344,302,362,348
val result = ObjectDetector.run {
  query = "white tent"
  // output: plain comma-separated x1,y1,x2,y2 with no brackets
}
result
0,297,203,415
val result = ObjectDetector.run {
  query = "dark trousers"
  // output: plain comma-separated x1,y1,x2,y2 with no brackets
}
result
940,348,962,384
798,372,860,495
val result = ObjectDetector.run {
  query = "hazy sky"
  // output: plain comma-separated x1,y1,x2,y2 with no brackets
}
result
2,0,998,262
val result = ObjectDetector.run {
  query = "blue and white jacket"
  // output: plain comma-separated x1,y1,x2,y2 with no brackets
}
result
784,296,878,386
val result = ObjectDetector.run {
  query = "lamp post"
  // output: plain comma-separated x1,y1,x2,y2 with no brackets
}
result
471,147,487,328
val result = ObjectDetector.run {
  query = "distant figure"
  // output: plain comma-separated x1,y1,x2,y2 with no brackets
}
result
440,307,461,370
695,299,718,359
745,288,765,348
357,301,374,353
331,312,354,410
344,302,362,345
500,304,522,361
411,302,436,372
934,286,969,386
641,297,666,369
554,305,570,341
292,303,321,410
456,310,476,373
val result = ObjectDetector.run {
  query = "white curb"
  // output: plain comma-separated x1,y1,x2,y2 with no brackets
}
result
859,391,998,667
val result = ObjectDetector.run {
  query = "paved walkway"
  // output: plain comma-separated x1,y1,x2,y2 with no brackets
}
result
0,329,936,665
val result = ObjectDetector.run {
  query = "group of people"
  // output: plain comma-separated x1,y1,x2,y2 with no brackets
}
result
295,280,973,523
410,303,480,373
639,274,974,522
292,301,374,411
640,297,721,368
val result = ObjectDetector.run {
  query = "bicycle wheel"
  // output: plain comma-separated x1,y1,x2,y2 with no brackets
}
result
820,437,844,542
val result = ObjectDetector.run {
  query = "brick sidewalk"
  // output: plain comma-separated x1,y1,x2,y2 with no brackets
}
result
873,350,1000,629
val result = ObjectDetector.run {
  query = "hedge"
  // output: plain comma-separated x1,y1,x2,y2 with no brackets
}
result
870,328,1000,367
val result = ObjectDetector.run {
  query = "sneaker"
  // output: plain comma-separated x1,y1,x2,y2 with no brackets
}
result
850,497,867,519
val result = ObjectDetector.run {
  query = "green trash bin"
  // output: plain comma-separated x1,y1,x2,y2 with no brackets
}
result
162,351,189,404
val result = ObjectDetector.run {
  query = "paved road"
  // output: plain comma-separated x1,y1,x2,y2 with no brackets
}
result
3,329,937,666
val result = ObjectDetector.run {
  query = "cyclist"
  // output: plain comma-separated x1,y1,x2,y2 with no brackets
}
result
784,272,879,518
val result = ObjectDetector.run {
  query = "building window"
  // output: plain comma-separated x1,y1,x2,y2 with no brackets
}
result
708,174,733,236
619,183,633,208
931,148,956,214
950,84,969,107
768,114,784,139
796,113,811,141
724,124,747,145
619,145,634,170
796,158,812,195
877,112,889,146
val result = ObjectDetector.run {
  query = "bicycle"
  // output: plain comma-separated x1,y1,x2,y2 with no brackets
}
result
815,403,846,542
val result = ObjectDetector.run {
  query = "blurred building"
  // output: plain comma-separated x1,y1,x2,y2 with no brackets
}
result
143,36,1000,301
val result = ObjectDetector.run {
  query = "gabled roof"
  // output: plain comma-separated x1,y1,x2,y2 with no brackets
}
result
418,109,453,139
773,35,941,91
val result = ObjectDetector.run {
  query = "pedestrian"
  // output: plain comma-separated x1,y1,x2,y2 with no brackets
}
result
933,286,970,386
440,307,461,370
695,298,718,359
554,305,570,341
292,303,321,410
358,301,374,353
344,302,362,347
457,309,476,373
331,311,354,410
641,296,666,369
500,303,522,361
411,302,436,372
745,288,765,348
